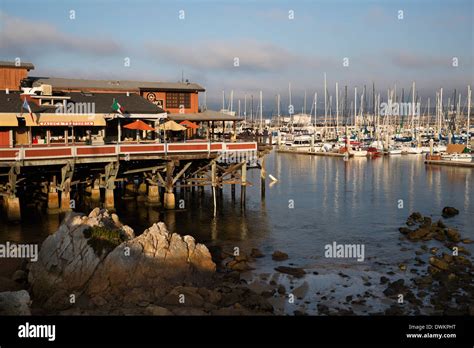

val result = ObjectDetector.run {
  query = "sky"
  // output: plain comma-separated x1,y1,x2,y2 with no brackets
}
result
1,0,473,113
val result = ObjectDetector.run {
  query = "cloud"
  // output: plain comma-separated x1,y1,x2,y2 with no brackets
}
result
0,12,123,57
390,52,448,69
146,39,331,74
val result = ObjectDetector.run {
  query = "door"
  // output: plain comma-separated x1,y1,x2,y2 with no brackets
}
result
0,128,10,147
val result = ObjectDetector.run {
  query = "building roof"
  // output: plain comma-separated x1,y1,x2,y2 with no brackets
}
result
65,92,166,114
0,91,49,113
168,110,244,122
0,61,35,70
31,77,205,92
0,90,166,115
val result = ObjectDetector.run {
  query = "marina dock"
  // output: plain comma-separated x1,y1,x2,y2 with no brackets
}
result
424,159,474,168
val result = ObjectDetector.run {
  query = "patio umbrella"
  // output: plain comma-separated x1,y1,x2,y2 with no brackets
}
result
123,119,155,131
179,120,199,129
157,120,186,131
123,120,154,142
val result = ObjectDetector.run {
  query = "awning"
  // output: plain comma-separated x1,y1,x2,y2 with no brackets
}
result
25,114,107,126
0,113,19,126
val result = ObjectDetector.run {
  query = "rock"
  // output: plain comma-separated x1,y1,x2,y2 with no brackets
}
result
437,220,446,228
442,207,459,218
398,264,407,271
383,279,406,297
0,277,22,292
272,251,289,261
442,253,454,263
456,246,471,256
446,228,461,243
407,212,424,224
226,260,253,272
12,270,27,283
292,282,309,298
28,212,216,311
250,248,265,258
462,239,473,244
380,276,390,284
274,266,305,278
407,228,430,241
429,257,450,271
399,227,412,235
277,285,286,295
111,213,121,226
145,305,173,316
0,290,31,315
430,247,439,254
162,286,204,307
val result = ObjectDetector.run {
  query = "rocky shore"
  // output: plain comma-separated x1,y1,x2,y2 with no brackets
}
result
0,206,472,316
1,209,277,315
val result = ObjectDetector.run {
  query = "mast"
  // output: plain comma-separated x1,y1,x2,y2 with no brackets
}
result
222,90,225,111
259,90,263,130
335,82,339,136
303,90,307,115
354,87,357,128
468,85,471,141
324,73,327,132
314,92,317,127
230,90,234,113
412,81,416,136
244,94,247,124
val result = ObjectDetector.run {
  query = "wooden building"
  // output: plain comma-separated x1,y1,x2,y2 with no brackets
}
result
30,77,205,114
0,61,35,91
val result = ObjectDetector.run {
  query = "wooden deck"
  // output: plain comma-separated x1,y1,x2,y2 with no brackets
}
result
0,141,258,167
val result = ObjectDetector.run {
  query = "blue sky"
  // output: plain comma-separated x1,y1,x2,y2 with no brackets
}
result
1,0,473,111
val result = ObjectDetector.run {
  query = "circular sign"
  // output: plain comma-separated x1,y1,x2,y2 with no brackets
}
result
147,92,156,102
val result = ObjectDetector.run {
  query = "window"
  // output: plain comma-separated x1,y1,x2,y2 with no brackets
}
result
166,92,191,109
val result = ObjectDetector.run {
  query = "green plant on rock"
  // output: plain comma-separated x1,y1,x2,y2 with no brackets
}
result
83,225,125,257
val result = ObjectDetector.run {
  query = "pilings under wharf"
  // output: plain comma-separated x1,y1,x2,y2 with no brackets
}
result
0,141,269,221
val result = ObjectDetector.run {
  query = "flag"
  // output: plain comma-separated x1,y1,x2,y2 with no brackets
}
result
112,99,125,114
22,98,35,122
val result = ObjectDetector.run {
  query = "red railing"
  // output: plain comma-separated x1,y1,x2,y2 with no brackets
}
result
0,142,258,161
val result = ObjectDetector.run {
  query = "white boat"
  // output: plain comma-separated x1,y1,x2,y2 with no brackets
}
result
285,135,312,148
441,153,472,162
351,148,368,157
388,147,402,155
406,147,423,154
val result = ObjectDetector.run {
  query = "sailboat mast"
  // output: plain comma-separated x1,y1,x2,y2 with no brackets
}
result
468,85,471,141
336,82,339,136
260,90,263,130
324,73,327,130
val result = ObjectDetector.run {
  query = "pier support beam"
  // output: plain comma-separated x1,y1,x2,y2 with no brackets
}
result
91,178,101,203
5,196,21,222
164,161,176,210
60,162,74,212
260,157,266,199
137,180,147,202
104,162,119,210
47,178,59,214
241,162,247,207
147,184,161,206
4,164,21,221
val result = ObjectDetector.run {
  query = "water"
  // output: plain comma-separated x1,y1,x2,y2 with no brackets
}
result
1,152,473,314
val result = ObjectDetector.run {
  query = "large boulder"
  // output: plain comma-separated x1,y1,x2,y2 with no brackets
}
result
28,210,215,311
0,290,31,315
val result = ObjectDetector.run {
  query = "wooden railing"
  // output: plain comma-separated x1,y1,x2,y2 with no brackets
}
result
0,142,258,161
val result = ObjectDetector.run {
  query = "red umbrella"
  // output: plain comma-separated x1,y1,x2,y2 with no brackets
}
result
123,119,154,131
179,120,199,129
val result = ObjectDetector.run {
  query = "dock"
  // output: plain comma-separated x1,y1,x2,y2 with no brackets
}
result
276,148,345,157
424,159,474,168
